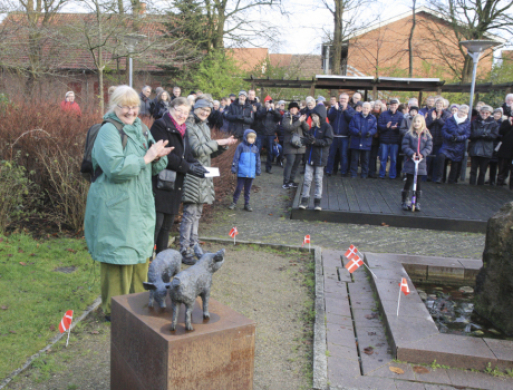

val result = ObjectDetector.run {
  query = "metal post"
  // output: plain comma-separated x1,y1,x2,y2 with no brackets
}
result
460,52,480,181
129,56,133,88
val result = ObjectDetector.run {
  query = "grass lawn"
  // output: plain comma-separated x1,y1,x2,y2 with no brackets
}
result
0,233,100,380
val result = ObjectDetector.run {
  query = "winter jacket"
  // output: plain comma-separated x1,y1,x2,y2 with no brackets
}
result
282,111,309,155
151,112,198,215
497,119,513,159
255,107,282,136
378,109,404,144
425,109,450,146
231,129,261,178
60,100,82,116
223,98,254,138
305,105,334,166
501,103,512,118
469,116,499,158
182,114,228,204
84,112,168,265
208,109,224,130
399,115,413,137
349,113,378,151
139,93,152,116
153,100,171,120
438,115,471,162
401,131,433,176
327,105,355,136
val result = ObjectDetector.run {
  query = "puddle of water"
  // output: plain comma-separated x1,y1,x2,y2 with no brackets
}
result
414,282,513,341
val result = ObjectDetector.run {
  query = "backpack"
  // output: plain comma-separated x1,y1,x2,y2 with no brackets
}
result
80,119,149,182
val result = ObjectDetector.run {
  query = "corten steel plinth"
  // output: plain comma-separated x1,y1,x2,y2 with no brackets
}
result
111,292,255,390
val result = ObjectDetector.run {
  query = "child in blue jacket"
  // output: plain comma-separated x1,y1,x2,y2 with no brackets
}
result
229,129,261,211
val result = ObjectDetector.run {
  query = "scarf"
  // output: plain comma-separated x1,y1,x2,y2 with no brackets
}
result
454,113,467,125
169,112,186,137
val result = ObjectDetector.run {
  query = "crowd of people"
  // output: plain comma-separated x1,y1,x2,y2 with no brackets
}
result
75,83,513,320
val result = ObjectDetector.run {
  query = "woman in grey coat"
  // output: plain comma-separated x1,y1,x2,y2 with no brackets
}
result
282,101,308,188
179,96,236,264
401,115,433,212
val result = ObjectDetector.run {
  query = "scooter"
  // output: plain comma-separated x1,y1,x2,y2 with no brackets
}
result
411,155,423,212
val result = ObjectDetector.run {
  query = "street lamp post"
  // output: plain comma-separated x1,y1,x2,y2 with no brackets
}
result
124,33,146,88
459,40,500,181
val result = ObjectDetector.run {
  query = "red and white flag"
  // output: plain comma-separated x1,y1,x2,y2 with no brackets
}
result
59,310,73,333
302,235,310,247
345,255,363,273
399,278,410,296
344,245,358,259
229,227,238,238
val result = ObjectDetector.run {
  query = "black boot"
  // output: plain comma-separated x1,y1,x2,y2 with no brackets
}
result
299,197,309,210
413,190,422,212
401,190,411,211
314,198,322,211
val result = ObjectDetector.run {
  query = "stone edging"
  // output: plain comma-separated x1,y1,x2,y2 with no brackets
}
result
0,297,102,390
200,237,328,390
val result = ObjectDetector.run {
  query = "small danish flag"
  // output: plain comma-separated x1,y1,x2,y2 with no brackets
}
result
229,227,238,238
344,245,358,259
302,235,310,247
399,278,410,296
345,255,363,273
59,310,73,333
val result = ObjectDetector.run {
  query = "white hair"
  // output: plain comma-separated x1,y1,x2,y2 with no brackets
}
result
362,102,371,108
213,100,220,106
107,85,140,114
305,96,315,104
408,98,418,106
142,85,151,92
458,104,470,113
339,92,349,98
505,93,513,102
480,105,493,113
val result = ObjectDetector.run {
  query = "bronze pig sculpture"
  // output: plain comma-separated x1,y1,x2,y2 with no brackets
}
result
142,249,182,309
169,248,225,331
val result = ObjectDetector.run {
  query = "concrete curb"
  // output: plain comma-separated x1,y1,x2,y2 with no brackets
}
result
200,237,328,390
0,296,102,390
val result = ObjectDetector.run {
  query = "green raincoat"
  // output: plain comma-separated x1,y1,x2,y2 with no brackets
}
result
84,113,167,265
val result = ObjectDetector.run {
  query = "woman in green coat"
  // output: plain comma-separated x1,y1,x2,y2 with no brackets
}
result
84,86,173,320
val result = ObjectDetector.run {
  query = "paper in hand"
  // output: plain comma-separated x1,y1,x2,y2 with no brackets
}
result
204,167,220,177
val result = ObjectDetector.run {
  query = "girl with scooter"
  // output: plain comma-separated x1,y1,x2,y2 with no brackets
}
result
401,115,433,212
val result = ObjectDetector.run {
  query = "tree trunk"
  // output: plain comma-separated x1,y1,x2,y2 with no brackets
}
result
408,0,416,78
332,1,344,75
461,55,473,83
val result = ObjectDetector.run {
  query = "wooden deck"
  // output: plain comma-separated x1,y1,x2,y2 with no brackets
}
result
291,176,513,233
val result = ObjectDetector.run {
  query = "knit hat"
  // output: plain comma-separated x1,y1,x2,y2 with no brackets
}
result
409,106,419,112
239,90,248,97
317,95,326,102
278,100,286,106
229,93,236,98
288,101,300,110
264,95,273,102
389,98,399,105
494,107,503,114
194,99,213,110
355,101,363,108
155,87,164,95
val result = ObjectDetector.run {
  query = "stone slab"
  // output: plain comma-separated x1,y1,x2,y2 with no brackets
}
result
111,292,255,390
484,338,513,370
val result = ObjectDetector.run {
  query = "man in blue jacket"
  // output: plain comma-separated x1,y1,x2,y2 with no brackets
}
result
326,93,355,176
378,98,404,179
349,102,378,178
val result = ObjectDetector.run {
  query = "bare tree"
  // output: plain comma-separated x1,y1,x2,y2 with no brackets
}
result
408,0,417,77
430,0,513,82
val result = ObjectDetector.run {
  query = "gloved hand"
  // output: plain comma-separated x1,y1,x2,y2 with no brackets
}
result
188,163,207,178
365,132,372,138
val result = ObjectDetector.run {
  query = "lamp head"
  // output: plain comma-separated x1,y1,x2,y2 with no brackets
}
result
460,40,501,54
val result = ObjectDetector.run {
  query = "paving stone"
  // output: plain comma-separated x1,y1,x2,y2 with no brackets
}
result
366,361,416,381
326,311,353,326
424,385,460,390
331,375,398,390
327,354,362,384
411,366,453,385
322,249,344,269
325,294,351,316
324,276,348,295
327,324,357,349
398,334,497,371
445,367,513,390
483,338,513,370
327,341,359,362
394,380,429,389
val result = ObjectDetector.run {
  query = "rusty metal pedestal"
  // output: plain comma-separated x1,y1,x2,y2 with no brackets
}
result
111,292,255,390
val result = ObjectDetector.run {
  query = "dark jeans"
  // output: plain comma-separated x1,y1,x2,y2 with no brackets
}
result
470,156,490,185
403,174,422,192
350,149,370,178
425,144,442,182
435,153,461,184
233,177,254,205
497,158,513,188
261,135,274,170
326,137,349,175
369,144,379,177
488,160,498,185
283,154,303,184
379,143,399,178
155,212,176,254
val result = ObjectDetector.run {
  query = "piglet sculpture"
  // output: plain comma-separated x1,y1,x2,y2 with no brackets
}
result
142,249,182,309
169,248,225,331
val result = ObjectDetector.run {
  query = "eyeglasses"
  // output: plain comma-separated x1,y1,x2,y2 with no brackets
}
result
172,108,189,117
198,108,211,114
117,105,140,111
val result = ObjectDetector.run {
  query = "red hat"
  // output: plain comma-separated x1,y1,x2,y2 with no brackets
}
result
264,95,273,102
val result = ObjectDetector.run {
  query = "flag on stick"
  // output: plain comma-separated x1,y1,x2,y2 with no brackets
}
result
343,245,378,279
397,278,410,316
302,235,311,252
58,310,73,347
229,227,238,244
344,245,358,259
345,255,363,273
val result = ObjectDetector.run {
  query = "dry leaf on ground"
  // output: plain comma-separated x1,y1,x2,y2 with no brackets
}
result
363,347,374,355
389,366,405,374
413,366,430,374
